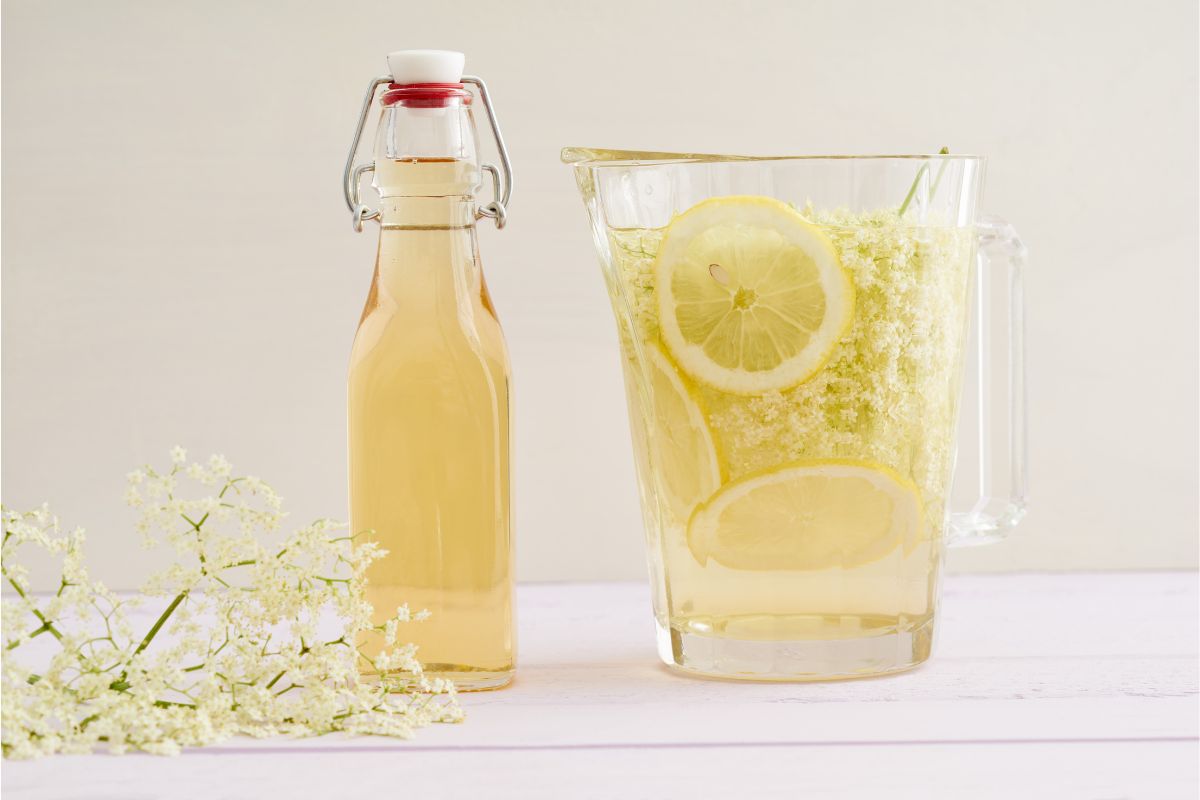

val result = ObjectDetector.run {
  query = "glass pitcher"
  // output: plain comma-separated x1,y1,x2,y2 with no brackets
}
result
563,149,1027,680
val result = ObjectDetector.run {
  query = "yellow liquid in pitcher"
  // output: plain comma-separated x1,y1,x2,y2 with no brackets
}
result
349,159,513,690
608,207,974,675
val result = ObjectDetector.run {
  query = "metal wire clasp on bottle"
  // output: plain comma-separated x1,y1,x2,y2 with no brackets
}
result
342,74,514,233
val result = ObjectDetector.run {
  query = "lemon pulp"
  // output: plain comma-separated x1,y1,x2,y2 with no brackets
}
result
641,345,721,523
655,196,854,395
687,460,927,571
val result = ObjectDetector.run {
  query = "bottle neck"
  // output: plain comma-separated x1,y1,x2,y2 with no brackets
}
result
379,194,475,228
372,93,480,200
374,157,479,204
373,196,479,315
367,91,484,312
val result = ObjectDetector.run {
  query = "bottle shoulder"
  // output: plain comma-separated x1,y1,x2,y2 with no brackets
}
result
350,302,508,370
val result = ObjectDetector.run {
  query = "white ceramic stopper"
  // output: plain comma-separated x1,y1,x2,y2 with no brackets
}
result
387,50,465,84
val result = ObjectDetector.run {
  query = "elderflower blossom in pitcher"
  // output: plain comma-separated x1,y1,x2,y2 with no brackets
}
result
564,149,1027,680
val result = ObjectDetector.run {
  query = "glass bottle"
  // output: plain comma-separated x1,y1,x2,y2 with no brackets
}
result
344,51,514,690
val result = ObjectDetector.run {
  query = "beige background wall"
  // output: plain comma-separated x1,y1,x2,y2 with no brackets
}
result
3,0,1197,589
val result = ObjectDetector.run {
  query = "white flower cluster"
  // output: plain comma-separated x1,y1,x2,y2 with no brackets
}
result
2,449,461,759
610,208,973,526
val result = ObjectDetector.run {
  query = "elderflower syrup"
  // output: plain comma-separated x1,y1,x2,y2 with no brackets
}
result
605,212,972,664
344,51,515,690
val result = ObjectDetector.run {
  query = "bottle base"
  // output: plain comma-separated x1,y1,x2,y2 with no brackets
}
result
422,665,515,692
656,615,934,682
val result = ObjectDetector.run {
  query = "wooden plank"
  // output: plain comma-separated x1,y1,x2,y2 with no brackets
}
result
3,742,1196,799
2,573,1196,798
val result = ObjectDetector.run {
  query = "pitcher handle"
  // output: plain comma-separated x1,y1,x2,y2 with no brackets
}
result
948,215,1028,546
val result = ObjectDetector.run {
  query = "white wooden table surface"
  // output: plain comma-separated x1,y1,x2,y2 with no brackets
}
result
4,572,1198,799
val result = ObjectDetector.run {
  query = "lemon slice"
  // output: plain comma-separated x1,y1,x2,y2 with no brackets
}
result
687,460,925,570
639,345,722,523
655,196,854,394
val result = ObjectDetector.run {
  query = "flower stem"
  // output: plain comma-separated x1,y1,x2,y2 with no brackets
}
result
132,591,188,658
5,574,64,643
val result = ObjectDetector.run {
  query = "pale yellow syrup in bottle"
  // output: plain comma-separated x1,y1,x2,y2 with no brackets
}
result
348,70,513,690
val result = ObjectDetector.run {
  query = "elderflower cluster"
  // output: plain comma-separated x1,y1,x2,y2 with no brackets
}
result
609,207,974,525
2,450,461,759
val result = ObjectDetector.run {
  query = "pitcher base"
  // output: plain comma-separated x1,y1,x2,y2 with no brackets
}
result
657,615,934,682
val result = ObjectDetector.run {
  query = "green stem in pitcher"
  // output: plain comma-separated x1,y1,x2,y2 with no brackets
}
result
898,147,950,216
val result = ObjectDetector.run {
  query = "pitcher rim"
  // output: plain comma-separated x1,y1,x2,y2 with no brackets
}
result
560,147,984,167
